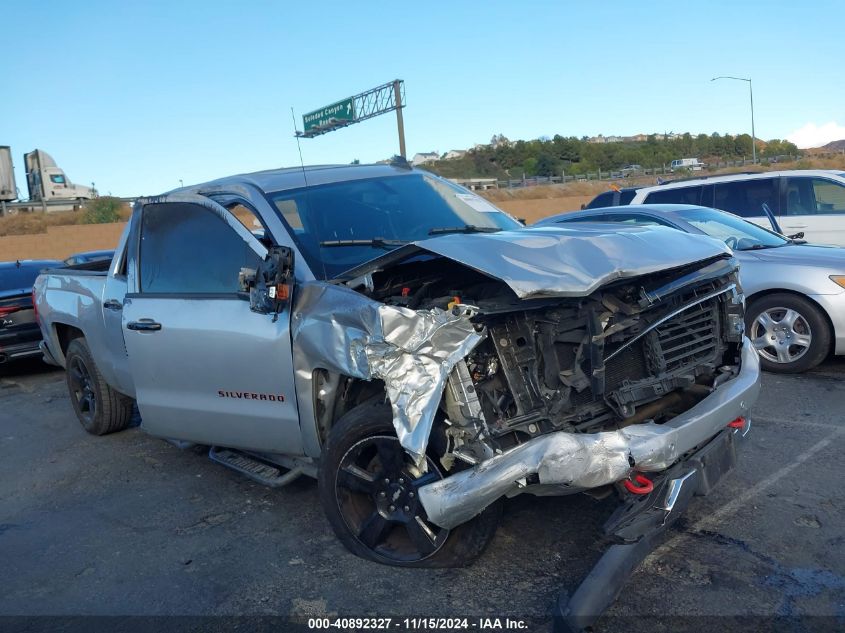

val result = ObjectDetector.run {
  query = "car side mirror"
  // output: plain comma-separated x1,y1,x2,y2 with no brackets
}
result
787,231,804,240
240,246,294,316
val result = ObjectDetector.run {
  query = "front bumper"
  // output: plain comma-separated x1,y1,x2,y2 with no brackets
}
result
809,292,845,356
418,337,761,530
555,424,747,632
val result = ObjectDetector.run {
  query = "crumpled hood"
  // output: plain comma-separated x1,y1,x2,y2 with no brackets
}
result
412,224,731,299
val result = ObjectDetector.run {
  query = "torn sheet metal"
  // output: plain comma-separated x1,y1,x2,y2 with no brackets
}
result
292,282,484,463
418,430,634,529
418,338,761,529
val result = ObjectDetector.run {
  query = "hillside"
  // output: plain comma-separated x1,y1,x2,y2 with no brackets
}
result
822,139,845,151
422,133,799,181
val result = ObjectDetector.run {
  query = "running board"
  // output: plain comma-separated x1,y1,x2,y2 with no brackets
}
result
208,447,305,488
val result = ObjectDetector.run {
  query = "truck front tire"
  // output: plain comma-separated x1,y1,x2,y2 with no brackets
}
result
65,338,134,435
318,398,501,567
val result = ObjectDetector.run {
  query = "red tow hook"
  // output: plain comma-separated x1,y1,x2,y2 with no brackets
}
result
623,474,654,495
728,416,746,430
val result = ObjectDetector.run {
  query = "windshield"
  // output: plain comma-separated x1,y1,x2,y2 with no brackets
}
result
677,207,789,250
268,173,522,278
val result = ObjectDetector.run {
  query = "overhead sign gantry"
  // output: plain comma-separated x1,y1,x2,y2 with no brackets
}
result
296,79,407,158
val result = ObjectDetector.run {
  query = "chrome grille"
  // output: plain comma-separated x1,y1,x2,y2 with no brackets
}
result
652,297,721,372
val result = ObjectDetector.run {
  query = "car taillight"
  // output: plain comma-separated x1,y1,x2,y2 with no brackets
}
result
0,305,22,317
32,288,39,324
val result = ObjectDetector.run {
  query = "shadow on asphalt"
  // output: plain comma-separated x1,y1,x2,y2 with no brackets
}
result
0,357,61,378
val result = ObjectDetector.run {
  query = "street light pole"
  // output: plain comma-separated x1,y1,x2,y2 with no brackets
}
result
711,76,756,164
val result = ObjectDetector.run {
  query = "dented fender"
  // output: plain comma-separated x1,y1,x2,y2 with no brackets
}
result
291,281,484,464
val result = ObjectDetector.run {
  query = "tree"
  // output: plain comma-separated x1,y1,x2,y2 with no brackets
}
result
521,157,538,177
81,197,124,224
535,153,559,177
762,139,799,157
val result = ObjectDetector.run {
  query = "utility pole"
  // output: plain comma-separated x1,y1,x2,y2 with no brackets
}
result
711,76,757,164
393,79,406,159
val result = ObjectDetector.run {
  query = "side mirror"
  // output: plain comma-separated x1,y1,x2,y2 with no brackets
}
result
787,231,805,240
240,246,294,316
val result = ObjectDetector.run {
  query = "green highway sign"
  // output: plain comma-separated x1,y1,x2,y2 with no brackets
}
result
302,97,355,132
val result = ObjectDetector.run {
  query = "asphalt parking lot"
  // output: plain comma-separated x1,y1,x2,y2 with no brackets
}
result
1,358,844,632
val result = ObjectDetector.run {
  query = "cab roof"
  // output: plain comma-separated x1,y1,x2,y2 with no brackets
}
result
178,163,421,196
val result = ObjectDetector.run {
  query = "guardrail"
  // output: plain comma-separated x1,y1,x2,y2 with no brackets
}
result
0,197,138,216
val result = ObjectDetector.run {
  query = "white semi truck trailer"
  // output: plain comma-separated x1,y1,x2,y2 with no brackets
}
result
0,146,16,203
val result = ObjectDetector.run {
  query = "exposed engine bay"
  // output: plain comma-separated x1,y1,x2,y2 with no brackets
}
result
354,252,746,470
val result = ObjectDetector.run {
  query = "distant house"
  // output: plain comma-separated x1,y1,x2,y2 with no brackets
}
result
443,150,467,160
411,152,440,166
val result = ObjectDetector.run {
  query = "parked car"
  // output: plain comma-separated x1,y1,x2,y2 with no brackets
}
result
588,170,845,247
583,187,638,209
619,164,643,178
64,250,115,267
537,204,845,373
34,164,760,629
670,158,705,171
0,259,63,365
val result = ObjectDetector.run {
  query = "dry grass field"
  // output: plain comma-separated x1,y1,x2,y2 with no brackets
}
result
0,202,132,237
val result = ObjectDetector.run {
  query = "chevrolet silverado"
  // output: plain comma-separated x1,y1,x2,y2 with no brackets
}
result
34,163,761,629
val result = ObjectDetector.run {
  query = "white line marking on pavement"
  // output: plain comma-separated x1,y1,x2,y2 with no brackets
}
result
756,416,842,430
650,426,845,557
692,427,845,531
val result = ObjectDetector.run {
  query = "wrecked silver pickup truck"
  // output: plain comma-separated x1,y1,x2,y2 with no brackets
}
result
34,164,760,627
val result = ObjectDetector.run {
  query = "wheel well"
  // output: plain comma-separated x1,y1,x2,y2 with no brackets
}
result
746,289,835,354
313,371,386,444
54,323,85,357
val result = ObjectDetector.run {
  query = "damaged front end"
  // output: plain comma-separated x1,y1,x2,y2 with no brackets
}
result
293,227,759,519
290,225,760,629
414,255,759,529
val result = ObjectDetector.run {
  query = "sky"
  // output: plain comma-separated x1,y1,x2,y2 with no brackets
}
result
3,0,844,197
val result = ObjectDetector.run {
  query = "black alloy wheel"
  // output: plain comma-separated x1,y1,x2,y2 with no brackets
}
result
68,355,97,426
334,434,449,564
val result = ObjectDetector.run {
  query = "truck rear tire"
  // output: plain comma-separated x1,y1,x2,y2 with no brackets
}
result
65,338,134,435
318,398,501,568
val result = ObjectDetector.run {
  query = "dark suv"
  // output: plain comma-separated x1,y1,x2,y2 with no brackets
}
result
0,260,62,365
